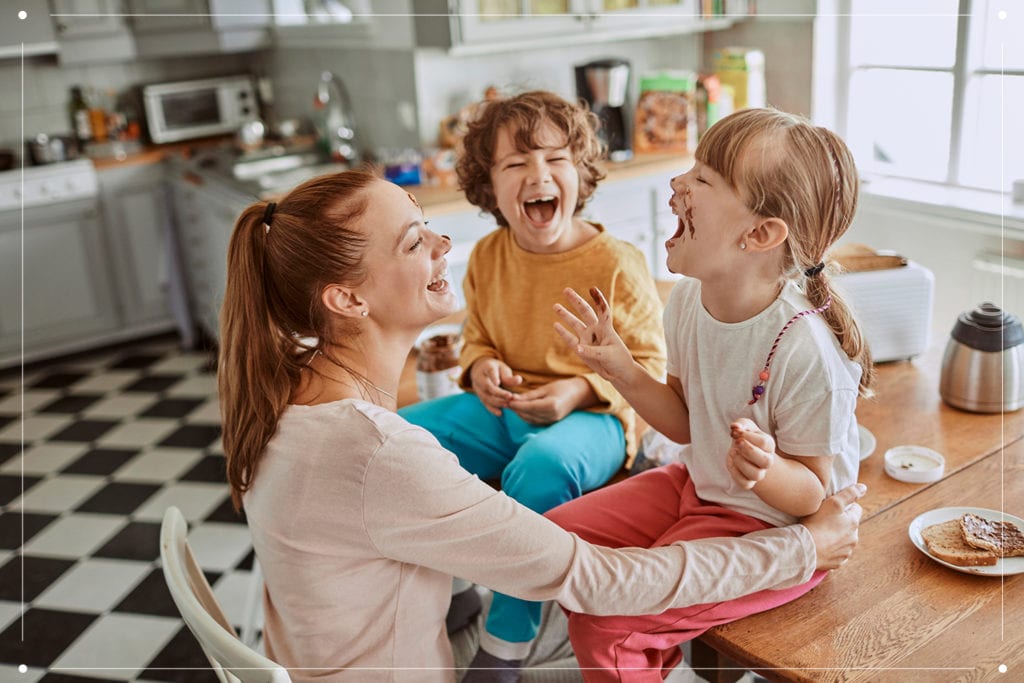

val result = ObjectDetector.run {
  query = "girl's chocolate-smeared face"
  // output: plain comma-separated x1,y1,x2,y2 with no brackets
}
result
664,159,758,284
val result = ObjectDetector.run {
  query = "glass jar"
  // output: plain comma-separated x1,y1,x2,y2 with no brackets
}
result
416,332,463,401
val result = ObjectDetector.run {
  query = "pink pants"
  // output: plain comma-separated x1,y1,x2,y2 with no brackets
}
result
544,463,826,682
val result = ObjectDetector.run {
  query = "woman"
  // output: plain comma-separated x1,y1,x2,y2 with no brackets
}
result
218,170,865,682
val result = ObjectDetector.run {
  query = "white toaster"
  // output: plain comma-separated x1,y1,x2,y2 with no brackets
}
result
832,261,935,363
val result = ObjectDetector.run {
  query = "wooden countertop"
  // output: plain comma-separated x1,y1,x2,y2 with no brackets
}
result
700,444,1023,682
693,341,1024,683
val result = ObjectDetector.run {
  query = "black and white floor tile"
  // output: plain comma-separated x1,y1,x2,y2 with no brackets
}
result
0,335,260,682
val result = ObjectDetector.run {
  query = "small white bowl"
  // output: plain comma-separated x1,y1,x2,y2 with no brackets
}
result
858,425,877,460
884,445,945,484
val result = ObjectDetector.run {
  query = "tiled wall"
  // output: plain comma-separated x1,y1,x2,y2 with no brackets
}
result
264,47,420,152
0,18,813,162
0,53,267,157
412,34,701,149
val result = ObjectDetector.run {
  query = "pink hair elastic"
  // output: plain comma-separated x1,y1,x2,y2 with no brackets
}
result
748,296,832,405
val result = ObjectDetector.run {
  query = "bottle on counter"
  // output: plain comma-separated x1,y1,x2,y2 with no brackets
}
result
86,87,108,143
69,86,93,147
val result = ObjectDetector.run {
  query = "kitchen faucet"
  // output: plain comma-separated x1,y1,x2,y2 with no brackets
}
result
314,71,359,164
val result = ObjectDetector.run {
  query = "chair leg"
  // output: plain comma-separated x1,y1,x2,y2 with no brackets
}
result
239,556,264,648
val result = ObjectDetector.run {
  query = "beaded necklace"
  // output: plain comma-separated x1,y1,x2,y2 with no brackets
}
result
748,295,832,405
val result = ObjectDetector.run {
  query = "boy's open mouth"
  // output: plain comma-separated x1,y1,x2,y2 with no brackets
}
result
523,196,558,224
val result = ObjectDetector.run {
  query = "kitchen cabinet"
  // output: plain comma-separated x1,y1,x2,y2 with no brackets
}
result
0,198,121,365
0,0,58,59
97,162,180,334
271,0,742,53
128,0,272,57
415,0,742,54
168,171,249,341
584,166,681,280
51,0,137,63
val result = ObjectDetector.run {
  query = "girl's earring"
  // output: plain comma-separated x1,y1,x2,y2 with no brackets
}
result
361,310,369,317
740,242,747,251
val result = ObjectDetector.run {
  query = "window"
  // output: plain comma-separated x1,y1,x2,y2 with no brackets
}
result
829,0,1021,193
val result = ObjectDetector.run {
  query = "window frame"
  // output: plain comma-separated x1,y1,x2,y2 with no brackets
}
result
814,0,1021,194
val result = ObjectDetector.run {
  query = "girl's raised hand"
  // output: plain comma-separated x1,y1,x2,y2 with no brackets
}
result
554,286,635,383
727,418,776,489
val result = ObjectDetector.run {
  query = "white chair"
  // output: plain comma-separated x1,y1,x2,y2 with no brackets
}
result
160,506,291,683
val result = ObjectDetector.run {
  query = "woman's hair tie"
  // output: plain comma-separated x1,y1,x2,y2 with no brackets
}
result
804,262,825,277
262,202,277,234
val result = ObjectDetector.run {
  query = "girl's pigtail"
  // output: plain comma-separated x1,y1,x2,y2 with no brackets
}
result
805,262,875,398
219,203,296,510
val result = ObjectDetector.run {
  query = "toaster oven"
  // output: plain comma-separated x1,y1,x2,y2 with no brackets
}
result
142,75,258,144
833,260,935,363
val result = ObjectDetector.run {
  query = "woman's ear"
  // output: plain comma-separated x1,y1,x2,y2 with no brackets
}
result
321,284,366,318
745,217,789,252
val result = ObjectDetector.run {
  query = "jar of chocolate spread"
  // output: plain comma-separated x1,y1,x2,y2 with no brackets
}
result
416,332,463,401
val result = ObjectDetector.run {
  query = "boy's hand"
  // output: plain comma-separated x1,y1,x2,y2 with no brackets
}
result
508,377,589,425
469,358,523,416
727,418,776,489
554,287,635,383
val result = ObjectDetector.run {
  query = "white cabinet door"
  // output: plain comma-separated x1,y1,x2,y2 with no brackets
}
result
52,0,137,63
0,199,120,364
98,162,178,331
0,0,57,58
452,0,591,46
169,175,246,341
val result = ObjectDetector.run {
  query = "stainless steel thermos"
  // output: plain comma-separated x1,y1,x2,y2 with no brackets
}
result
939,302,1024,413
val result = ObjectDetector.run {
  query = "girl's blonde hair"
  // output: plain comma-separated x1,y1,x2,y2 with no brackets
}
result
218,170,379,509
698,108,874,396
456,90,606,226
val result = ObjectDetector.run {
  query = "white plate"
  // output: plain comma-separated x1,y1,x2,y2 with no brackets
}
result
858,425,876,460
908,506,1024,576
415,322,463,350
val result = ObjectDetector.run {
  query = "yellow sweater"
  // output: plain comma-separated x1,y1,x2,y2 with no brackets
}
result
459,223,667,460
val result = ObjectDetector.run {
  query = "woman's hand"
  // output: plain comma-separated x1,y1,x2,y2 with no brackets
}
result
554,287,636,384
509,377,594,425
727,418,776,490
469,357,522,416
800,483,866,571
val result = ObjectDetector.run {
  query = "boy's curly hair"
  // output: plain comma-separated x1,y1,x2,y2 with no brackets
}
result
456,90,607,226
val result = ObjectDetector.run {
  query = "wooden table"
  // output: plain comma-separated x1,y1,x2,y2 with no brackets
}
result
698,442,1022,682
693,345,1024,682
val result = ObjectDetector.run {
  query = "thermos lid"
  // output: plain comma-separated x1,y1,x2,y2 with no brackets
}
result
950,302,1024,352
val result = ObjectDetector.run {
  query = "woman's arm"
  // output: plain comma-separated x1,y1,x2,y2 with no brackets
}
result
363,426,865,615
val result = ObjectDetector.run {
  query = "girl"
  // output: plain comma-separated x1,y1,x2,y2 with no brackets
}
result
553,108,873,681
399,91,667,678
218,169,865,682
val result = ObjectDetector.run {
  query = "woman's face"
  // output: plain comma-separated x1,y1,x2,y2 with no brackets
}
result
489,120,582,254
664,159,757,283
357,179,458,330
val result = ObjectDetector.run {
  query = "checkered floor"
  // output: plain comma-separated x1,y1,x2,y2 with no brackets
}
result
0,334,258,682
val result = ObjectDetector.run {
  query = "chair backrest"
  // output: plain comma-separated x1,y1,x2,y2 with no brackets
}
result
160,506,291,683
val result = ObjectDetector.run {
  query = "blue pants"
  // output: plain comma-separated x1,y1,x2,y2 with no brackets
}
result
399,391,626,644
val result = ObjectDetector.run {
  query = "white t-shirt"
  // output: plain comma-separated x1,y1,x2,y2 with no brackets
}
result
664,277,861,527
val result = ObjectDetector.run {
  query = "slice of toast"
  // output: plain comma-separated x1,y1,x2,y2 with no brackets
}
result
921,519,998,566
960,513,1024,557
